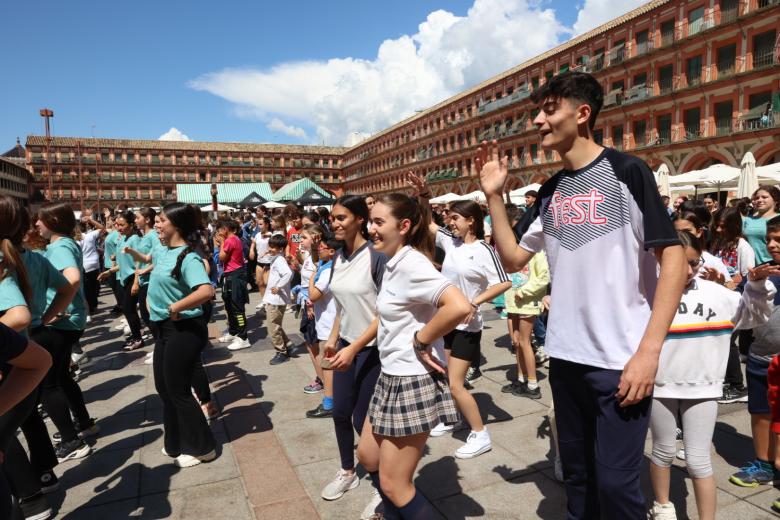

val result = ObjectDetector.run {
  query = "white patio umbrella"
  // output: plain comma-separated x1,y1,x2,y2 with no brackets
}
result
429,192,461,204
757,162,780,183
655,164,671,197
668,164,740,185
200,203,236,212
455,190,487,203
508,183,542,198
262,201,287,209
738,152,759,199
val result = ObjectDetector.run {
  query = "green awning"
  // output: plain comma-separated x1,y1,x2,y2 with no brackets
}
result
272,177,331,201
175,182,273,204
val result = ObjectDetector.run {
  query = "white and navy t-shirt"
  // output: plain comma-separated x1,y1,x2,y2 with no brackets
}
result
518,147,680,370
436,229,509,332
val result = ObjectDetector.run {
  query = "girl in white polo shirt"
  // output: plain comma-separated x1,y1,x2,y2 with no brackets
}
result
356,193,471,519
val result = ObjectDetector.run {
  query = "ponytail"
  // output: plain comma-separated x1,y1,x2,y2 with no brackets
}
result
0,238,32,307
376,193,435,260
164,203,203,281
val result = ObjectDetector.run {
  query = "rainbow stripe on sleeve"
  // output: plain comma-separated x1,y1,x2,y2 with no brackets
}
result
666,321,734,339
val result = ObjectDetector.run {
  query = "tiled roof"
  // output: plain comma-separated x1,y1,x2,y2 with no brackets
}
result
2,138,25,158
272,178,331,201
348,0,669,148
175,183,274,204
26,136,346,156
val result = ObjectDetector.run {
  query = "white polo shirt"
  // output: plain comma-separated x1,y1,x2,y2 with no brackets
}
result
436,229,509,332
313,263,337,341
376,246,454,376
263,255,292,306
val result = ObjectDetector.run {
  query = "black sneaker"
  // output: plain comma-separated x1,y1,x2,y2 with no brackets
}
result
123,338,144,351
53,418,100,442
465,367,482,384
55,438,92,462
19,492,52,520
306,404,334,419
511,382,542,400
39,470,59,494
269,351,290,365
718,385,748,404
501,380,524,394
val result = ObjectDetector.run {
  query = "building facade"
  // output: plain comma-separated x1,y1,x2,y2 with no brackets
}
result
24,137,345,212
341,0,780,196
24,0,780,206
0,156,32,206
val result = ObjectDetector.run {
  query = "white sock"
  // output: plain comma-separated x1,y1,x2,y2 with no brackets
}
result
527,380,539,390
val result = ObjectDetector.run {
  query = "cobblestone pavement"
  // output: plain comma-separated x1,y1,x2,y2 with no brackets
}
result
36,289,778,519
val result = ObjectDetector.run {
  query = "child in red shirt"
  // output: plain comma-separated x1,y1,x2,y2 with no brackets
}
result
215,219,250,350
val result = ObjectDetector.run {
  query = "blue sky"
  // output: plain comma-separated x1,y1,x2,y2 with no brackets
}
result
1,0,642,149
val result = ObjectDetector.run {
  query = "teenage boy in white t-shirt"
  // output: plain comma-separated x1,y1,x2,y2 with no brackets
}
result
477,72,687,519
263,234,293,365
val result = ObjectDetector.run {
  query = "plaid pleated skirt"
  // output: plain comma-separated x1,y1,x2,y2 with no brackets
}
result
368,371,459,437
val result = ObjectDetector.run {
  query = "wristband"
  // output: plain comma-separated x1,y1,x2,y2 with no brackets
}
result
413,330,429,352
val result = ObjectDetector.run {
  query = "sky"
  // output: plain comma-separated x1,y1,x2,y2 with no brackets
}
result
1,0,647,150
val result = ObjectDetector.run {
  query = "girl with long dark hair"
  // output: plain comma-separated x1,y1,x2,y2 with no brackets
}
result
148,203,216,467
356,192,471,519
35,201,97,461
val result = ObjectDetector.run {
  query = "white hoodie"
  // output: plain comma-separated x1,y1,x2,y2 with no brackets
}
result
654,278,776,399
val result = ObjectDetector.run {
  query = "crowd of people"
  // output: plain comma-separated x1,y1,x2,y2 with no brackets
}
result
1,71,780,520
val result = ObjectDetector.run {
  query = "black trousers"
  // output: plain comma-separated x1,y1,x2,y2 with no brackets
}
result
83,269,99,314
724,331,745,388
121,276,143,340
19,388,58,475
108,273,123,309
0,392,42,500
31,326,90,443
153,318,215,457
222,269,248,340
138,284,151,331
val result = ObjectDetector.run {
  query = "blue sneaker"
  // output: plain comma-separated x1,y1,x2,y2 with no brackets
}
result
729,460,775,487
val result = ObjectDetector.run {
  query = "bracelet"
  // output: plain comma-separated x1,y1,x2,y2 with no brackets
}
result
413,331,429,352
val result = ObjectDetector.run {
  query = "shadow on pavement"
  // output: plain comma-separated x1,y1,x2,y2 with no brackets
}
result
418,456,483,519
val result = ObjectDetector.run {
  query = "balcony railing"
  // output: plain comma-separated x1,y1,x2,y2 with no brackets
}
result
717,61,736,78
661,30,675,47
624,85,652,103
608,46,625,65
688,16,714,37
720,7,739,24
634,40,653,57
687,73,702,87
753,49,778,69
715,119,733,135
758,0,780,9
658,77,674,94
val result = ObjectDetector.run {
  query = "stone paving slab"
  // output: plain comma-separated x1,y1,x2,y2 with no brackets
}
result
26,289,780,519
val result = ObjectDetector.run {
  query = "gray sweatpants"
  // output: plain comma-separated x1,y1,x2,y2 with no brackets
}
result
650,397,718,478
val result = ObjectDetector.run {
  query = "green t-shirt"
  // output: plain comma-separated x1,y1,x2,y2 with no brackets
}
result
44,237,87,331
116,234,141,283
137,230,162,286
103,230,120,269
148,246,210,322
0,272,26,313
22,249,67,328
743,215,772,264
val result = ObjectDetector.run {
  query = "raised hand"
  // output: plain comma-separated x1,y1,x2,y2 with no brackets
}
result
475,140,508,197
748,263,780,281
405,171,427,195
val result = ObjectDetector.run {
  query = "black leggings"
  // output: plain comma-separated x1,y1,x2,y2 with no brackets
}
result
122,276,143,340
83,269,99,314
332,340,381,470
138,283,151,331
108,273,123,308
19,388,58,475
0,392,42,500
153,317,215,457
32,326,90,443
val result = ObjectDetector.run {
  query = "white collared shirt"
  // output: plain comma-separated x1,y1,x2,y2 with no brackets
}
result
263,255,292,305
376,246,454,376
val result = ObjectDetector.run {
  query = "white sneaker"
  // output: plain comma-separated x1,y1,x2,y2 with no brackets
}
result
255,303,264,310
218,333,236,344
321,469,360,500
429,422,454,437
227,337,251,351
71,351,87,365
455,429,492,459
144,352,154,365
114,318,128,331
174,450,216,468
676,447,686,460
86,315,92,324
648,501,677,520
360,488,384,519
123,325,131,336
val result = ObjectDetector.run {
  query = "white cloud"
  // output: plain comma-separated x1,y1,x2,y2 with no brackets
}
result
158,127,191,141
267,118,308,140
572,0,647,35
191,0,636,146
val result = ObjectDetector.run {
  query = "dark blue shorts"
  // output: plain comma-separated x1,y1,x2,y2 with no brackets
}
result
747,355,771,415
299,310,317,345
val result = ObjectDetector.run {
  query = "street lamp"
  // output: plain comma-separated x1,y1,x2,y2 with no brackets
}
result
210,183,218,219
39,108,54,200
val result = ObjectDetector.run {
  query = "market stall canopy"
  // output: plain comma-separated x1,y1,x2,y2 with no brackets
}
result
262,201,287,209
237,191,268,208
295,187,335,206
272,177,331,202
176,183,273,204
454,190,487,203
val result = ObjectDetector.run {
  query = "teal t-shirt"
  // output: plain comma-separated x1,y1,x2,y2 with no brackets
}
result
743,216,772,264
22,250,67,328
116,234,141,283
0,272,26,313
148,246,210,322
103,230,120,269
44,238,87,331
137,230,162,286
